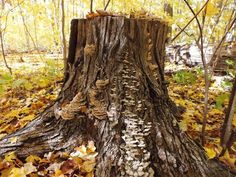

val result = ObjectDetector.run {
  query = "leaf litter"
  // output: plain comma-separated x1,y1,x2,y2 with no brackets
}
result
0,59,235,175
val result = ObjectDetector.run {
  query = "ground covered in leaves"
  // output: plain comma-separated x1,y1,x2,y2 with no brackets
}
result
0,57,235,176
166,63,236,169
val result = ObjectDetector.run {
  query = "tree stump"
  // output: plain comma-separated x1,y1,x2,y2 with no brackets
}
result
0,17,234,177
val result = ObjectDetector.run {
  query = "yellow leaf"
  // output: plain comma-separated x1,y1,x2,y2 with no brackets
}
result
81,160,96,173
233,114,236,127
219,149,236,167
178,119,188,131
205,2,219,16
26,155,42,164
21,114,35,122
54,169,64,177
5,152,17,162
9,137,18,144
9,167,26,177
23,162,37,175
86,172,94,177
0,133,7,139
71,156,83,166
5,110,20,119
204,147,216,159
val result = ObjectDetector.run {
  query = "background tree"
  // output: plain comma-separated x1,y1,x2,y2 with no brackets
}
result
61,0,67,71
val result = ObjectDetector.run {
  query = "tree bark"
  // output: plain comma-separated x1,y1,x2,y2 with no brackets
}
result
0,17,234,177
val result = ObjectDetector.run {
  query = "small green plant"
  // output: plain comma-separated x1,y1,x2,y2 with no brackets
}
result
221,79,233,90
225,59,236,77
173,70,197,85
0,72,13,95
195,66,203,76
215,93,229,109
0,59,63,95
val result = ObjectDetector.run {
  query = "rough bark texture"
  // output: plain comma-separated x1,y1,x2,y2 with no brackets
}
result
0,17,234,177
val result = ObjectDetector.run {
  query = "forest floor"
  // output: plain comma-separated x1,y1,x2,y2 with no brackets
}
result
0,55,235,176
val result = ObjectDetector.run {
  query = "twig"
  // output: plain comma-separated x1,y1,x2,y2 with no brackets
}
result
18,1,44,61
183,0,209,146
0,31,12,74
177,24,191,37
104,0,111,11
90,0,93,13
0,0,24,74
171,0,210,43
206,0,229,47
209,10,236,73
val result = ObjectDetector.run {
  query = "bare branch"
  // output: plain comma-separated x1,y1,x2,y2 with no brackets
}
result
104,0,111,11
90,0,93,13
209,10,236,73
171,0,210,42
183,0,209,146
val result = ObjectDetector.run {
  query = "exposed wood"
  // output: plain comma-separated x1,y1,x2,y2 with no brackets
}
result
0,17,234,177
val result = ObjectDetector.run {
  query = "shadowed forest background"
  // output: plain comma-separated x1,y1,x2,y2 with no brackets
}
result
0,0,235,176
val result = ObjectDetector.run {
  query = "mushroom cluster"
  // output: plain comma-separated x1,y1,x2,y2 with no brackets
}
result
119,57,154,177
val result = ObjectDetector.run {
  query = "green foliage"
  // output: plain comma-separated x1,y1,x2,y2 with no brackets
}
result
0,59,63,96
221,79,233,89
226,59,236,77
195,66,204,76
0,72,13,94
12,78,31,90
215,93,229,109
173,70,197,85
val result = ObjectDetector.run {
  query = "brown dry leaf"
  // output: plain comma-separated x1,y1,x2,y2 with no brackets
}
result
0,161,11,171
71,156,83,167
86,12,100,19
22,162,37,175
80,105,88,113
47,162,63,172
1,167,12,177
8,167,26,177
60,159,77,174
219,150,236,168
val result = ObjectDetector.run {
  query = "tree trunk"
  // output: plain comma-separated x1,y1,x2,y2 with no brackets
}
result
61,0,67,72
0,17,234,177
